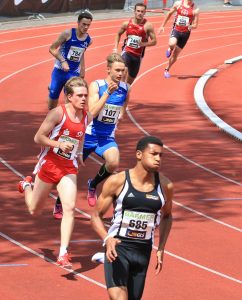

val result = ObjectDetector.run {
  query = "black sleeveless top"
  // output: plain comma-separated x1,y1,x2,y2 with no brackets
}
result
108,170,166,245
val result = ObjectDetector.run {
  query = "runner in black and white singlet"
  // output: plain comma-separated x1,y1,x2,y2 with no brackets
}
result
108,170,165,245
91,136,173,300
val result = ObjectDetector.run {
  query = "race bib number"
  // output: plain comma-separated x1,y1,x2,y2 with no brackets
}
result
97,104,121,124
176,15,190,27
67,46,85,62
53,135,79,160
126,35,142,49
119,210,155,240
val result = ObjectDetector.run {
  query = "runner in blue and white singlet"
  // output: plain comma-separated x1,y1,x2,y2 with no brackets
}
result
85,79,128,139
84,53,130,207
54,28,92,74
48,11,93,110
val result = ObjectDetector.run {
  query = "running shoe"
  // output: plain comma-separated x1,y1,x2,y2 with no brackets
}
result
223,2,232,7
91,252,105,264
18,176,33,193
53,203,63,220
164,69,171,79
57,253,72,268
166,48,172,58
87,179,97,207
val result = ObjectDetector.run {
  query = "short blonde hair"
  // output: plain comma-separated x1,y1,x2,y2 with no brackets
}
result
106,53,125,67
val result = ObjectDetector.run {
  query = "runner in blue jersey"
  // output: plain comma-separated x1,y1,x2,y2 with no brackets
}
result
48,10,93,110
52,53,130,217
85,53,130,207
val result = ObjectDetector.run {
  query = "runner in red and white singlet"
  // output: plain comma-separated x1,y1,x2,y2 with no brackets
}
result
18,77,91,268
123,17,148,58
157,0,199,78
174,0,195,32
113,2,157,85
35,104,88,183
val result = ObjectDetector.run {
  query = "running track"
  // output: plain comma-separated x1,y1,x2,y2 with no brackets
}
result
0,9,242,300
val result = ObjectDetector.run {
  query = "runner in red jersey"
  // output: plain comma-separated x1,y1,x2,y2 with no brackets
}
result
157,0,199,78
113,2,156,85
18,77,90,268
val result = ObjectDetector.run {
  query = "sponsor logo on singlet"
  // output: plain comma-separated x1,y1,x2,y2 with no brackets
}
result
146,194,159,200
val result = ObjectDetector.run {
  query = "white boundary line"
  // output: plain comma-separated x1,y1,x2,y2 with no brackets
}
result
0,11,242,35
1,155,242,285
153,245,242,285
0,264,28,267
1,21,242,44
0,231,106,288
0,26,242,286
194,63,242,141
224,54,242,64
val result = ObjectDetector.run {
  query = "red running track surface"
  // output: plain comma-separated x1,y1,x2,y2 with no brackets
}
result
0,9,242,300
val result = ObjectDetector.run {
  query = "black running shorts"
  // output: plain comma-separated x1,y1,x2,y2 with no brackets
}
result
170,28,191,49
121,51,142,79
104,241,152,300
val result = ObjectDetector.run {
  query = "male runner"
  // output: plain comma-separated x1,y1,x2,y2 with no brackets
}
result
157,0,199,78
53,53,130,217
113,2,157,85
18,77,90,267
48,10,93,109
91,136,173,300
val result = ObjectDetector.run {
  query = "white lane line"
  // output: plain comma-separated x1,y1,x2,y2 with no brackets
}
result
153,245,242,285
0,231,106,288
0,42,114,59
53,239,101,244
1,154,241,234
0,33,241,286
0,32,115,44
0,264,28,267
194,68,242,141
126,107,242,187
200,198,242,201
224,54,242,64
1,21,242,45
1,157,242,284
0,11,241,35
173,200,242,232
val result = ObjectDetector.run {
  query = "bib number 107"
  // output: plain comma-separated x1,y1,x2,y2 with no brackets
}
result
129,219,148,230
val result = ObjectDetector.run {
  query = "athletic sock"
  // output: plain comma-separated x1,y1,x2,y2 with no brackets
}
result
90,164,112,189
56,196,61,205
59,246,68,257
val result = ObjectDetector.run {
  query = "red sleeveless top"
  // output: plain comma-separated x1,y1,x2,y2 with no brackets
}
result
174,0,194,32
38,105,88,167
123,18,147,57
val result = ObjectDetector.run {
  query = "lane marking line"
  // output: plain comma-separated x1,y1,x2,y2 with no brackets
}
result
224,54,242,64
0,231,106,288
153,245,242,285
0,263,28,267
1,157,242,285
194,65,242,141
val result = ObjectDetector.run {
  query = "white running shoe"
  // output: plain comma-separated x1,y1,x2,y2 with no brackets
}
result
91,252,105,264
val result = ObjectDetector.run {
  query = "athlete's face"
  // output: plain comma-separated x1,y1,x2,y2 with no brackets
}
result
108,62,126,83
134,6,146,21
138,144,163,172
68,86,88,110
78,18,92,34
